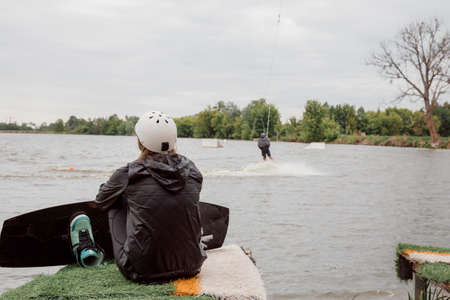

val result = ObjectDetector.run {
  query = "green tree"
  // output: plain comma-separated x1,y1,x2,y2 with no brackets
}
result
379,112,403,135
0,122,32,130
385,107,414,134
241,99,281,139
321,118,341,141
214,101,241,119
231,116,243,139
193,101,242,139
410,110,441,136
104,114,120,135
280,117,298,141
240,122,252,140
411,111,427,136
124,116,139,135
433,103,450,137
39,122,48,131
213,113,235,138
194,107,216,138
369,18,449,146
65,115,80,132
356,107,369,133
93,118,107,135
54,119,65,132
174,116,195,137
366,111,382,135
331,104,357,134
302,100,329,142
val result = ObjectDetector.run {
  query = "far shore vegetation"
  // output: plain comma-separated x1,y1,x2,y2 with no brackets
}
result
368,18,449,147
2,19,449,148
1,99,450,149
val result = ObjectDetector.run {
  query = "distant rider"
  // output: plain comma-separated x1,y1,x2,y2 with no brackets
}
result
69,111,206,283
257,132,272,161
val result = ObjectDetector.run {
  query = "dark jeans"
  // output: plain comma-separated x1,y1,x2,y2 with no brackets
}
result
260,147,271,159
108,199,139,281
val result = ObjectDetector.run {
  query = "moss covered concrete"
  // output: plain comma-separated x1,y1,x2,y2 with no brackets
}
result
396,243,450,284
0,262,215,300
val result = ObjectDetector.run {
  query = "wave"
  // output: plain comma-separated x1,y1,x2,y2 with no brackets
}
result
204,161,324,177
0,172,111,179
3,162,322,179
0,174,30,178
47,167,109,174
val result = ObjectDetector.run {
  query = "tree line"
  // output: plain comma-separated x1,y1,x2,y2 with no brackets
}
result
176,99,450,142
0,115,138,136
2,19,448,146
280,100,450,142
1,99,449,143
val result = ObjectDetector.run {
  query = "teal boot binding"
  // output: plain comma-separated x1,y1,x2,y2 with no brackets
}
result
70,214,104,267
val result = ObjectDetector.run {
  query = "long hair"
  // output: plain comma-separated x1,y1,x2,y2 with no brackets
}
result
137,138,176,161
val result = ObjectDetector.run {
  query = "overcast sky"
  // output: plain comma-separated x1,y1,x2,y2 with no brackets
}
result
1,0,449,124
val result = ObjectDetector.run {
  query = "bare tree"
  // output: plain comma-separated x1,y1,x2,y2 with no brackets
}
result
369,18,449,146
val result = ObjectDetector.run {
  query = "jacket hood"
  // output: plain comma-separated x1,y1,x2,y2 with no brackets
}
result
128,154,202,193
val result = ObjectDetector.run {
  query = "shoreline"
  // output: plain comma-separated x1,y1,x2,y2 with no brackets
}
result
331,135,450,149
1,130,449,149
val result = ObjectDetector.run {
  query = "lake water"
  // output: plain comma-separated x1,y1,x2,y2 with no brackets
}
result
0,133,449,299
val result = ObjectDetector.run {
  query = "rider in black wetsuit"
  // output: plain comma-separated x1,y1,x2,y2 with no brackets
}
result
257,133,272,161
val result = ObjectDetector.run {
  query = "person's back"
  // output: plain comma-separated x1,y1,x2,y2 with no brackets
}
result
257,133,272,160
257,134,270,149
95,111,206,282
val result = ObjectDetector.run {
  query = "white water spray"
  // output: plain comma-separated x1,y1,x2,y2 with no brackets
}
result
204,160,324,177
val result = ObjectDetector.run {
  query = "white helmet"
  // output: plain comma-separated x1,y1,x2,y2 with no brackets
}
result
135,111,177,154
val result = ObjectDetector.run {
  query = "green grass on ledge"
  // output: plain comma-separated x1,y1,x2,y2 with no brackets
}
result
397,243,450,255
0,262,215,300
396,243,450,284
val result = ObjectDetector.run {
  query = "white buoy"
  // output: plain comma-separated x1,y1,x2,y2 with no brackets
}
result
304,142,325,150
201,139,224,148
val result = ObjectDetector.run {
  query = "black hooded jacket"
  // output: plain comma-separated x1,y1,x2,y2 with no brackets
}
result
257,135,270,149
95,153,206,282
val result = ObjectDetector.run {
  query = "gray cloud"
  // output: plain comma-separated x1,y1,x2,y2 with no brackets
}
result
1,0,449,124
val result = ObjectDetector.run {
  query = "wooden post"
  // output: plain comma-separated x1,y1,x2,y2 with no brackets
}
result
414,273,427,300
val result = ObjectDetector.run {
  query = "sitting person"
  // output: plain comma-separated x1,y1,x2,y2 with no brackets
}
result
69,111,206,282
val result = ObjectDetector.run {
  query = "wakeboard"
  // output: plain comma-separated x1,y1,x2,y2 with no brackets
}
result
0,201,229,267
